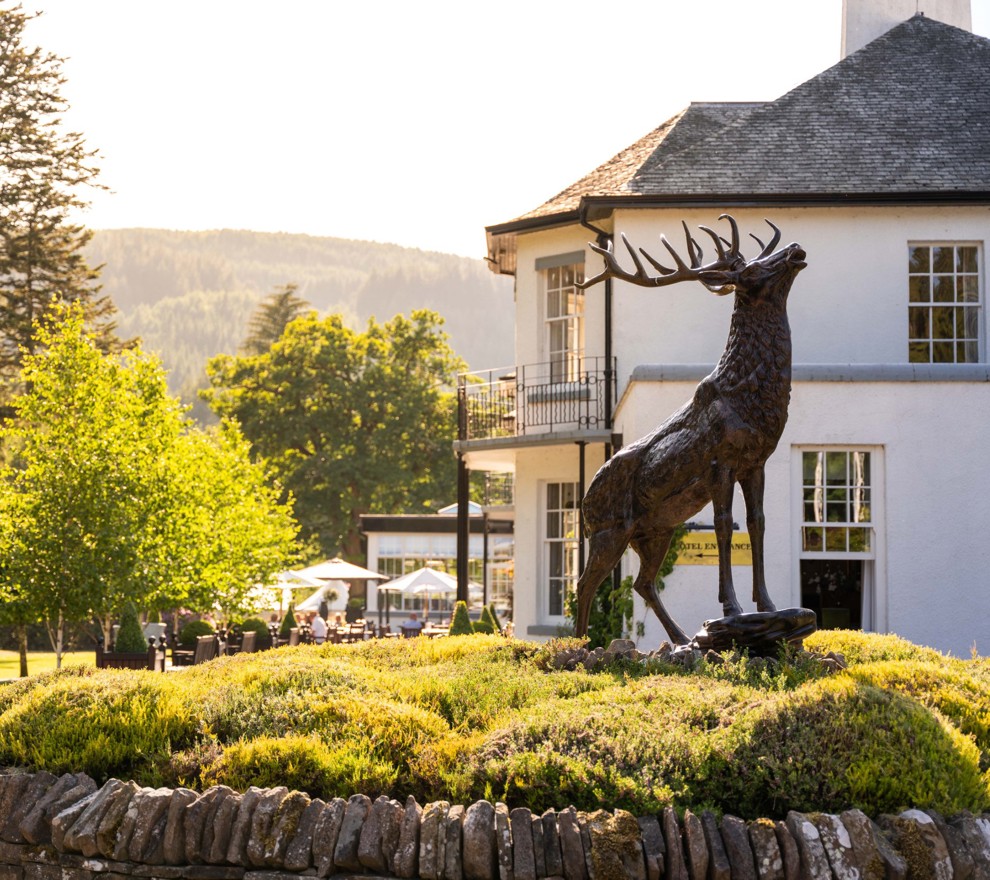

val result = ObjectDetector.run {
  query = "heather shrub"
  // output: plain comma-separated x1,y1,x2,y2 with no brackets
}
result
805,629,945,665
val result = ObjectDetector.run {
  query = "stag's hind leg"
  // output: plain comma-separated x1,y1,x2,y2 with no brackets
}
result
740,468,776,612
575,528,629,638
630,530,689,646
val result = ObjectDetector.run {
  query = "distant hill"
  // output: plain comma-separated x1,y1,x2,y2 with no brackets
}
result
86,229,515,420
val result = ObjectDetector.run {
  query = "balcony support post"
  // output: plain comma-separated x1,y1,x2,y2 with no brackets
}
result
456,452,470,604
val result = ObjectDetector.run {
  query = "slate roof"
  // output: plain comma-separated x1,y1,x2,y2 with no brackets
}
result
489,14,990,246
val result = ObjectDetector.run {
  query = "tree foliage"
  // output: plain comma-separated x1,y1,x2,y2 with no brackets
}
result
204,309,463,558
0,6,117,397
0,306,299,665
240,283,312,356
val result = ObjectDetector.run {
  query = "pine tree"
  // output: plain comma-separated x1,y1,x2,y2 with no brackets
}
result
240,283,311,355
0,7,117,404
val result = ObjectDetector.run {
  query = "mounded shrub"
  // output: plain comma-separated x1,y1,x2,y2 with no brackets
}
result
239,616,273,649
805,629,945,666
178,618,214,647
114,602,148,653
698,675,990,817
449,601,473,635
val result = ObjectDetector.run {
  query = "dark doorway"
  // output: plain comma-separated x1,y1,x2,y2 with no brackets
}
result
800,559,863,630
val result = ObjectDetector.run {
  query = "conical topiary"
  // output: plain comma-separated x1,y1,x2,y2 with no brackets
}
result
115,602,148,653
280,604,298,637
480,604,501,635
449,600,474,636
486,603,503,634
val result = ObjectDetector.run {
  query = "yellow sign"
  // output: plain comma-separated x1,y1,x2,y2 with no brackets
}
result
676,532,753,566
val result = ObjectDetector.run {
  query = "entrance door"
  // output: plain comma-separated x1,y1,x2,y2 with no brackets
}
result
800,559,865,630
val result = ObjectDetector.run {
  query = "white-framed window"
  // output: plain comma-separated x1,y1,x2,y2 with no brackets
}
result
545,481,581,617
540,258,585,383
796,447,882,632
908,243,982,363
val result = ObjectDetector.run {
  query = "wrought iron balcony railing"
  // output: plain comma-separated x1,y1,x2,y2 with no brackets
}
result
457,357,616,442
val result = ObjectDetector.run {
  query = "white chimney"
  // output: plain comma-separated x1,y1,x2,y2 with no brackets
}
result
842,0,972,56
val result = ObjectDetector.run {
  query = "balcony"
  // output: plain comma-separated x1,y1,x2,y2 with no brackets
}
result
457,357,616,443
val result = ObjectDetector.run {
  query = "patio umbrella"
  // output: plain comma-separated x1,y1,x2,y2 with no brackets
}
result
297,557,388,581
385,567,483,622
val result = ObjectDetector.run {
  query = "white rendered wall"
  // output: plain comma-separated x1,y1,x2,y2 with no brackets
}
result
842,0,971,57
616,377,990,657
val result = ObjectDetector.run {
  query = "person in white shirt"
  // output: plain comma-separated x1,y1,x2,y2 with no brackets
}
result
310,612,328,645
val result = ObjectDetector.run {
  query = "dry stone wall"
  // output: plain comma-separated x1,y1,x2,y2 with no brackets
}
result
0,771,988,880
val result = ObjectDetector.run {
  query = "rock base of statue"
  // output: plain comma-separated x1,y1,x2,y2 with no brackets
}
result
692,607,817,656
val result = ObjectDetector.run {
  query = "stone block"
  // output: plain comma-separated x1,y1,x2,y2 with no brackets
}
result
784,811,830,880
951,814,990,880
161,789,198,867
530,814,545,880
282,798,325,872
224,788,264,868
0,777,33,841
462,801,497,880
331,793,370,873
64,779,130,856
52,791,99,853
889,811,953,880
926,811,975,880
310,798,345,879
509,808,535,880
2,773,56,843
495,803,514,880
391,796,422,880
556,808,585,880
0,868,23,880
20,775,83,845
357,796,398,874
748,819,783,880
128,788,173,864
772,821,801,880
720,815,756,880
444,803,465,880
584,809,644,880
246,788,289,869
132,866,186,878
419,801,448,880
682,810,707,880
205,792,242,866
183,867,246,880
264,791,310,868
700,812,730,880
810,813,860,880
662,807,687,880
541,811,563,879
184,788,231,865
637,815,664,880
841,810,905,880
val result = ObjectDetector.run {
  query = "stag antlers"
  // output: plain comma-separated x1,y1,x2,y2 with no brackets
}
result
578,214,782,292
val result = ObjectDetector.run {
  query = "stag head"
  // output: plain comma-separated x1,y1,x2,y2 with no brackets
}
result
579,214,806,300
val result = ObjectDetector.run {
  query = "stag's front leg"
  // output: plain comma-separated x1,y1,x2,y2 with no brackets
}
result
712,465,743,617
740,468,776,612
631,530,689,646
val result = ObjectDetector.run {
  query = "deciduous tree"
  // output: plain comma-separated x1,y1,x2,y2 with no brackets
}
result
205,309,462,558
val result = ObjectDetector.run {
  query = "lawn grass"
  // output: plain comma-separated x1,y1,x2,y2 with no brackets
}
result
0,632,985,820
0,650,93,679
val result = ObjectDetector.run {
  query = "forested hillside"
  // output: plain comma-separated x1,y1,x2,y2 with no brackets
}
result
86,230,514,419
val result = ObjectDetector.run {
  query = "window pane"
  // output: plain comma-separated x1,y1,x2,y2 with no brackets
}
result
848,528,871,552
547,267,559,288
909,341,930,362
803,527,823,552
933,340,954,362
909,277,930,303
908,308,928,339
959,275,979,302
958,247,978,273
803,451,822,484
561,265,574,286
826,451,847,482
962,339,980,363
825,528,847,552
909,246,930,274
932,247,953,273
932,307,954,339
851,451,869,485
933,276,954,303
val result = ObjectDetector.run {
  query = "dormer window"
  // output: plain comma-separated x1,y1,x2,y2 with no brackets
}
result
908,243,981,363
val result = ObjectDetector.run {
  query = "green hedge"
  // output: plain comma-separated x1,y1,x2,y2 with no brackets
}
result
178,619,215,647
0,632,986,819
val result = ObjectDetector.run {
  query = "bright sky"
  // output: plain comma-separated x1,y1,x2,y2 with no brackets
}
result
27,1,990,260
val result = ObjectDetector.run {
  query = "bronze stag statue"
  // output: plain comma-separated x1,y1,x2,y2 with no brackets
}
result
574,215,807,646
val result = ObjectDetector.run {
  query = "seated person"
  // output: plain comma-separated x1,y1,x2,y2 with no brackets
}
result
400,612,424,637
310,612,328,645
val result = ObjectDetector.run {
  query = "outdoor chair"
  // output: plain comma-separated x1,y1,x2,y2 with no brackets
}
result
236,630,257,653
192,634,218,665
